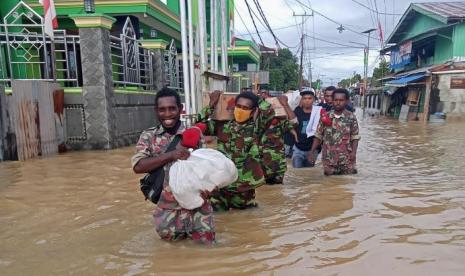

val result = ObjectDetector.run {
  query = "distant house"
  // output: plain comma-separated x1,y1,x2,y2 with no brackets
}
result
381,2,465,121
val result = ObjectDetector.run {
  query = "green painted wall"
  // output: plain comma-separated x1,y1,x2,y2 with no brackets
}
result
434,29,453,64
206,0,234,47
139,21,181,47
0,1,42,80
167,0,180,16
452,23,465,59
399,14,444,42
0,0,20,18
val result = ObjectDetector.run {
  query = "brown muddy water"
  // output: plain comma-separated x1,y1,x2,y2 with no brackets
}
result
1,116,465,275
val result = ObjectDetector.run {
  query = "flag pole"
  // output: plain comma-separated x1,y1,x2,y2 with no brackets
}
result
40,0,58,81
50,35,56,82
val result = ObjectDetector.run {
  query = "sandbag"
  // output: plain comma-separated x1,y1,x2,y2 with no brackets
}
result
169,148,238,209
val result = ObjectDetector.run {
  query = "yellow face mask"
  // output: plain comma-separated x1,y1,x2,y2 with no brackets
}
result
234,107,253,123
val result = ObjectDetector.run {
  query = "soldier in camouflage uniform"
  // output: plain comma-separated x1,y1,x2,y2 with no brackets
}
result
309,88,360,175
259,92,298,184
197,91,274,211
132,88,215,244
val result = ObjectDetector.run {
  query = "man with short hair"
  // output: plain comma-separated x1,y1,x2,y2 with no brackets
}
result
318,86,336,111
319,86,355,112
308,88,360,175
292,88,320,168
132,87,215,244
198,91,274,211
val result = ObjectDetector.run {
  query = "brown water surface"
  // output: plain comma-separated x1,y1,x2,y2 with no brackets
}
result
1,116,465,275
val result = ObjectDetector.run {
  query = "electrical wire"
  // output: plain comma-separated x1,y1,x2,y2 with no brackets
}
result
351,0,401,15
252,0,282,49
303,34,365,49
291,0,379,42
244,0,265,46
234,5,256,43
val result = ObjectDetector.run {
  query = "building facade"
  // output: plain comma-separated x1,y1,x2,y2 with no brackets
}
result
381,2,465,121
0,0,263,154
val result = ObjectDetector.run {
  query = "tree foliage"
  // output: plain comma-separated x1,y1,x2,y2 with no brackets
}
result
371,59,390,86
264,48,299,91
338,73,362,88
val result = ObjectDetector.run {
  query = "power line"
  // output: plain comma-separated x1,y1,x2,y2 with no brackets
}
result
244,0,265,46
236,21,305,36
303,34,365,49
252,0,281,48
234,5,256,43
351,0,401,15
366,0,377,30
291,0,379,42
244,0,295,48
383,0,388,40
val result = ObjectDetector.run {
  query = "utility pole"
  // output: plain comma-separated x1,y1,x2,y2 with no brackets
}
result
293,12,312,90
298,35,304,90
362,28,376,113
309,61,313,87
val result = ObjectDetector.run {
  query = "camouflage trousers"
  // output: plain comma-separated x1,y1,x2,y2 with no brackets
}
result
261,148,287,185
153,201,215,244
210,188,257,212
323,160,357,176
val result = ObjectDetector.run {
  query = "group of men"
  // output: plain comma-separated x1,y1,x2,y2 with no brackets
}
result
131,85,360,245
285,86,359,175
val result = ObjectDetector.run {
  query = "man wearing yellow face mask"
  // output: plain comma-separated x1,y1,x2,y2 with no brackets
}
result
197,91,275,211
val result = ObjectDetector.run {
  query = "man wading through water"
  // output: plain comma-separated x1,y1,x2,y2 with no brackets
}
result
198,91,274,211
308,88,360,175
132,88,215,244
292,88,320,168
259,90,298,184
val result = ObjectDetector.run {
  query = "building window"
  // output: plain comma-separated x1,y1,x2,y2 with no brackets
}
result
247,63,257,72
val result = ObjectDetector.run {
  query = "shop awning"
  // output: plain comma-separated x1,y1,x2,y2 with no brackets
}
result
385,87,400,95
385,73,427,87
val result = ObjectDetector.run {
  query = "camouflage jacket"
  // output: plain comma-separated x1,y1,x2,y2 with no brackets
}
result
315,109,361,166
132,124,187,210
260,117,297,150
198,99,275,192
259,117,297,179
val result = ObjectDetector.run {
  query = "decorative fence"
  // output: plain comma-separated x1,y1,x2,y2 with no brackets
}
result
110,17,155,90
0,2,184,92
0,1,80,87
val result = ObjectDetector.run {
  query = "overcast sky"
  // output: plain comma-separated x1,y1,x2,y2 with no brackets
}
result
234,0,447,86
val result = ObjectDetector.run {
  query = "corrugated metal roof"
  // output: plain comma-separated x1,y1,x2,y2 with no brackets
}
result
414,2,465,21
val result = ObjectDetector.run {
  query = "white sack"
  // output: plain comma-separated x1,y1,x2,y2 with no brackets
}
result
284,90,301,110
169,148,238,209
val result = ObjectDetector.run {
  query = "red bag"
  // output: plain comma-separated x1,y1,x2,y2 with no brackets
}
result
320,109,332,127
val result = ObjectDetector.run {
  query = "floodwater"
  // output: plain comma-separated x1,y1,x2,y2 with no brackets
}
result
1,116,465,276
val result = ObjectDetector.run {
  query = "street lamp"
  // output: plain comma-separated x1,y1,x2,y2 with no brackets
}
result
361,28,377,113
84,0,95,14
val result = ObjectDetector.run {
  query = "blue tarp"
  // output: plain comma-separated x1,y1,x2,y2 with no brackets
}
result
385,73,427,87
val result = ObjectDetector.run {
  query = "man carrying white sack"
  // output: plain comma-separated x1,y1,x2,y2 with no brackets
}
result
132,88,217,244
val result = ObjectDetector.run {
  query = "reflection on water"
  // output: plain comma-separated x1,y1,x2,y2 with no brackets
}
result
1,116,465,275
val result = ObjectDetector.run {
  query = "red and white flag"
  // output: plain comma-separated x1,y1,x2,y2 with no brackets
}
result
39,0,58,40
377,19,384,46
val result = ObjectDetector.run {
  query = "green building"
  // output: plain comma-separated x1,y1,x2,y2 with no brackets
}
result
0,0,265,151
0,0,261,90
380,2,465,121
